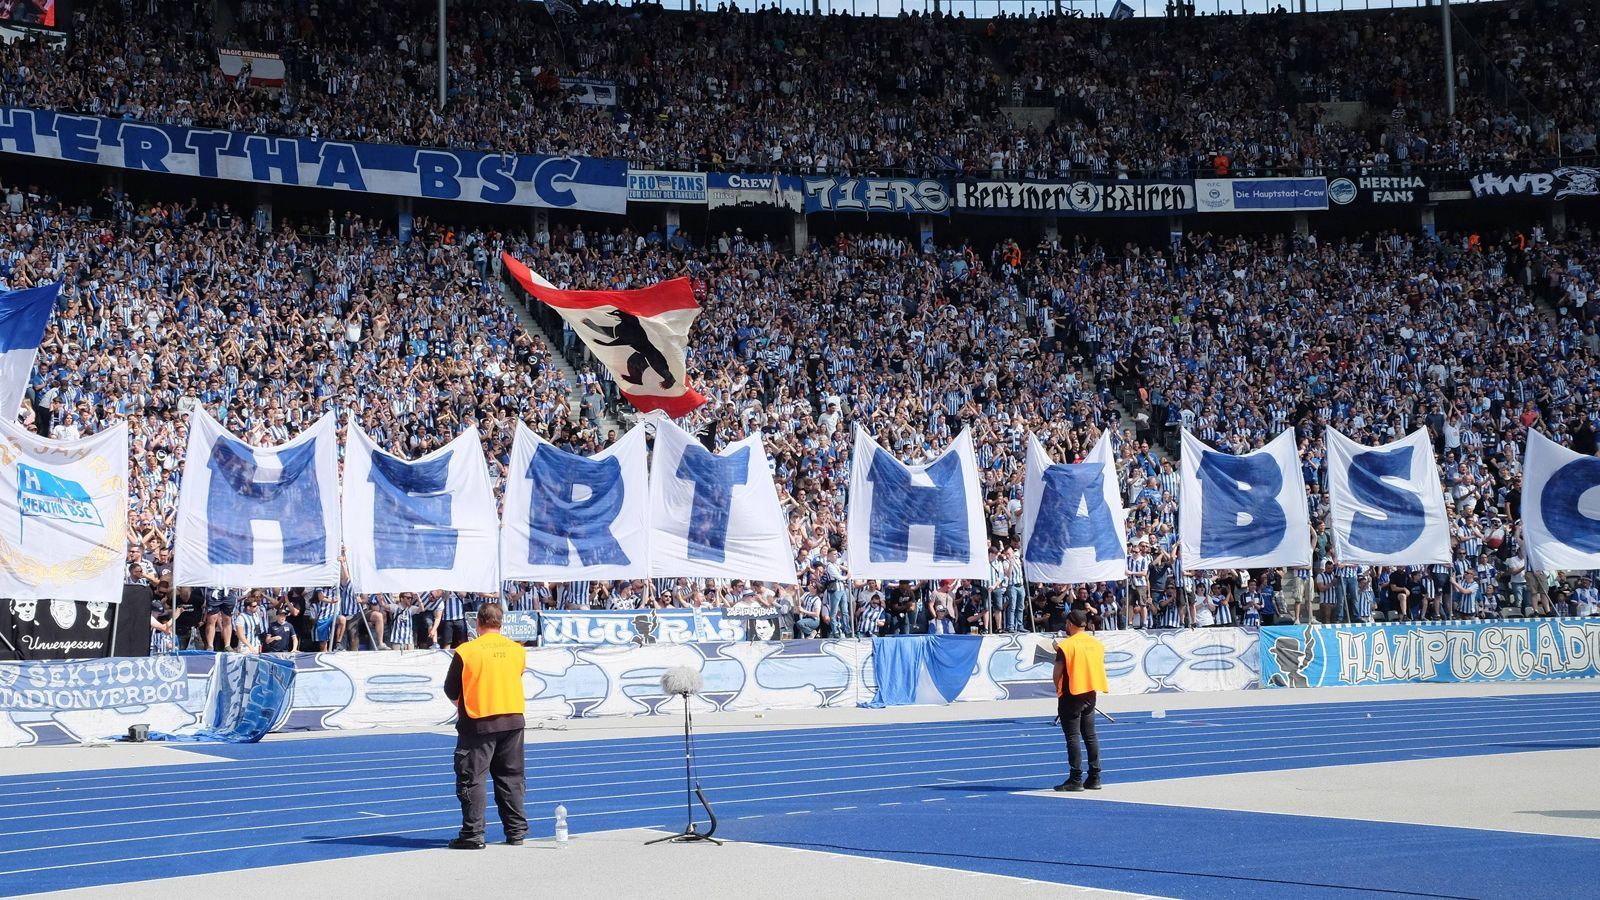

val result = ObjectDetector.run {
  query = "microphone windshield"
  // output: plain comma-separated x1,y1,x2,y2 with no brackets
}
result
661,666,704,697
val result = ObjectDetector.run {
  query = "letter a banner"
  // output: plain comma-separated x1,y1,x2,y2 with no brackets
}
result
342,425,499,595
175,408,341,589
648,417,797,584
500,422,651,582
846,428,987,580
1022,431,1127,584
1179,429,1311,570
1326,427,1449,566
1522,429,1600,572
0,418,128,602
501,252,706,417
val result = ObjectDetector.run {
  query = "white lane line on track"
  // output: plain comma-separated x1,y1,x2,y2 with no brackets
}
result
11,692,1591,790
8,705,1594,816
0,725,1587,885
832,806,856,811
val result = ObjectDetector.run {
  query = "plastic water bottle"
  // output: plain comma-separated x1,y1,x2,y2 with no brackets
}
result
554,804,569,848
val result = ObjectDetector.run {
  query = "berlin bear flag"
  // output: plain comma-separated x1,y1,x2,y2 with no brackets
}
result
1179,429,1311,570
0,417,129,602
1325,427,1450,566
341,425,499,595
501,252,706,416
1022,431,1127,585
175,408,341,588
1522,429,1600,571
846,428,987,580
500,421,652,582
648,416,798,584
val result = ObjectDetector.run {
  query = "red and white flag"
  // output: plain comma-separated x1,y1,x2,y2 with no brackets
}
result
502,252,707,417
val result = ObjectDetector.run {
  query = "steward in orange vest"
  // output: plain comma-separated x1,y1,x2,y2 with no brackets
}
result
443,602,528,848
1052,609,1108,792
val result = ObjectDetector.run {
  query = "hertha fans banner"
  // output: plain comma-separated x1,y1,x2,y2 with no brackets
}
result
502,252,707,416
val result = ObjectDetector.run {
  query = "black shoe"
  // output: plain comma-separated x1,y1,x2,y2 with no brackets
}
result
448,838,486,850
1084,773,1102,790
505,836,525,846
1054,778,1084,792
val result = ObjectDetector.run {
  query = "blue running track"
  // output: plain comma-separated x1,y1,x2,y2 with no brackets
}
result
1,691,1598,898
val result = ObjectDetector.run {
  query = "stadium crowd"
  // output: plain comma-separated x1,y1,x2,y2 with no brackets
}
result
5,161,1600,654
0,0,1594,178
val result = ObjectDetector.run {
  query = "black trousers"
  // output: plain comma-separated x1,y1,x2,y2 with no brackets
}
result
454,727,528,842
1058,691,1101,777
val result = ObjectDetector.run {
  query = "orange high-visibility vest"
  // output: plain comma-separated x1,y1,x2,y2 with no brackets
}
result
455,632,526,719
1054,631,1110,697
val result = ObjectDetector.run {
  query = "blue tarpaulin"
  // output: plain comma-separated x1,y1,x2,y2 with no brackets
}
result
863,635,982,707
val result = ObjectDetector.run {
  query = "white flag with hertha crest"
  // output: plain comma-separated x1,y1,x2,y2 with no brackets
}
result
502,252,707,417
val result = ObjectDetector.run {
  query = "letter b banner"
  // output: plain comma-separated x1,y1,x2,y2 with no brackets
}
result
1179,429,1311,570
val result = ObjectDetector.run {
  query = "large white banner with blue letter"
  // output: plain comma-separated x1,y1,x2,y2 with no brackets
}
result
1179,429,1311,570
500,422,651,582
1522,429,1600,572
174,408,340,588
342,425,498,595
1326,428,1450,566
648,418,797,584
0,108,628,213
1022,432,1127,584
846,428,987,580
0,282,59,421
0,419,127,602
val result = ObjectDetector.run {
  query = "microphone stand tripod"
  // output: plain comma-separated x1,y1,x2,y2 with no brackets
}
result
645,690,720,845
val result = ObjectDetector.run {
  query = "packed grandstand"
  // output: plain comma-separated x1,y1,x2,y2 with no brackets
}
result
0,0,1597,656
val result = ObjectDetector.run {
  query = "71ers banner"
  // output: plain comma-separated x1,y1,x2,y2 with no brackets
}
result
502,252,706,416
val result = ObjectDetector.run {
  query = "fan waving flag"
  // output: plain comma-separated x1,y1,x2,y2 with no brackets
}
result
0,282,61,421
501,252,707,417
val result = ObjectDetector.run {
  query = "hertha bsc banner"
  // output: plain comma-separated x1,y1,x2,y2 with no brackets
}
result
502,252,707,417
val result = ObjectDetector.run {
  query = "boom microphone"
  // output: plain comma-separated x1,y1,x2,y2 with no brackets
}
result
661,666,704,697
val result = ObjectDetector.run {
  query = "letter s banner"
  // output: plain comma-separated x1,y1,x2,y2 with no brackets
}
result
1326,427,1450,565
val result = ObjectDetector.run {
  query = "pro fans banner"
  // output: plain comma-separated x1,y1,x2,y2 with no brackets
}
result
501,252,706,416
846,428,987,580
501,422,652,582
1180,429,1312,570
1022,431,1127,585
341,426,499,595
1326,428,1450,566
174,408,341,589
0,419,128,602
648,417,797,584
1522,429,1600,572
